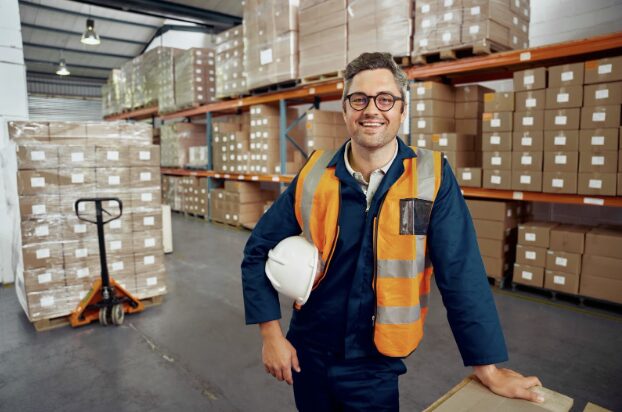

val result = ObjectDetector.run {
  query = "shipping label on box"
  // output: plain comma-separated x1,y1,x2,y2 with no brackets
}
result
545,270,579,295
548,62,584,87
482,112,513,133
584,56,622,84
543,130,579,151
513,110,544,132
542,171,578,194
580,105,622,129
546,250,582,275
483,132,512,151
483,92,514,112
578,128,619,151
17,170,59,196
513,67,547,91
483,169,512,190
515,90,545,112
512,131,544,151
545,85,584,109
518,222,558,248
543,151,579,173
513,263,545,288
457,167,482,188
511,170,542,192
577,172,617,196
544,108,581,130
511,151,543,172
516,244,547,267
16,145,59,170
583,82,622,107
579,150,618,173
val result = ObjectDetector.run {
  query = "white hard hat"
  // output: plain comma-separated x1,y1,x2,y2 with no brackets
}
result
265,236,321,306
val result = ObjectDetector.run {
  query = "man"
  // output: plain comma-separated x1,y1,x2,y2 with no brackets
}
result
242,52,543,411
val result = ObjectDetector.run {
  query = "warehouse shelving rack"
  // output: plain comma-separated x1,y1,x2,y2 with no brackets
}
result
105,31,622,215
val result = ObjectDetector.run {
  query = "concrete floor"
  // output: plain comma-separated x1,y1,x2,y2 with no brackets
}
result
1,214,621,412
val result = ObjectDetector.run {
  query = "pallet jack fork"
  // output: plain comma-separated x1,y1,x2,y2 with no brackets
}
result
69,197,144,327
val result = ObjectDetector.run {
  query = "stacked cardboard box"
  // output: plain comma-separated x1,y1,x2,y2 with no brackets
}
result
243,0,299,90
413,0,462,56
581,227,622,304
466,199,524,282
222,181,277,226
513,67,547,192
482,90,514,189
305,109,348,151
11,121,166,322
347,0,413,63
299,0,347,79
455,85,492,187
160,123,206,168
513,221,558,289
156,47,183,113
544,225,588,294
579,56,622,196
215,25,247,99
174,48,216,111
212,113,251,174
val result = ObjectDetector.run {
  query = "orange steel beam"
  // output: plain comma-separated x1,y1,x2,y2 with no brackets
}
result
462,187,622,207
160,168,295,183
104,106,158,121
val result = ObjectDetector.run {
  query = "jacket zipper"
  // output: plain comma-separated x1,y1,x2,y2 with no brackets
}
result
372,196,386,328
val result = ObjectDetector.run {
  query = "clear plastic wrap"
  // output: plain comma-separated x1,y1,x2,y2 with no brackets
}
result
95,167,131,193
15,144,59,170
160,123,206,167
119,123,153,145
174,48,216,110
95,146,130,167
156,47,183,113
62,238,100,267
8,121,50,143
58,145,96,168
25,286,75,321
216,25,247,98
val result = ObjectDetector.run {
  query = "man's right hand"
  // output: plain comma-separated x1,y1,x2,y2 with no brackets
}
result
260,320,301,385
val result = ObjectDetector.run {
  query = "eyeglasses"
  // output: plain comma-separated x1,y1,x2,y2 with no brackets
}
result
345,92,403,112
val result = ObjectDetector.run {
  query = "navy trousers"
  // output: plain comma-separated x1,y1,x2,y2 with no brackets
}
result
292,346,407,411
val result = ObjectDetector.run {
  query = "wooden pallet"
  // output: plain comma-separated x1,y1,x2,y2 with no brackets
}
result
510,282,622,312
32,295,164,332
393,55,411,67
250,79,300,95
301,70,344,85
412,40,510,65
487,276,508,289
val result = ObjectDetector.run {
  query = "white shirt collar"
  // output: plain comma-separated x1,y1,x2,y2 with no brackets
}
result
344,139,398,184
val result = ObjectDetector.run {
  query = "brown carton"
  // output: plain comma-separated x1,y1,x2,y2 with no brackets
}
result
483,151,512,170
543,172,578,194
465,199,519,221
58,168,96,192
580,275,622,304
513,110,545,132
515,90,546,112
511,151,542,172
483,132,512,151
583,82,622,107
518,221,557,247
132,210,163,232
20,219,63,245
411,117,455,133
95,146,130,167
432,133,474,151
548,62,585,87
483,170,511,189
134,252,165,275
550,225,588,254
455,118,480,136
512,131,544,151
619,172,622,194
22,242,63,270
64,258,100,284
580,105,622,129
15,145,58,170
63,215,97,239
544,130,580,151
95,167,131,191
62,238,100,266
19,195,61,219
581,254,622,280
577,172,617,196
130,167,161,188
411,100,455,118
58,145,96,168
473,218,516,241
543,151,579,173
483,92,514,112
478,238,510,260
545,270,580,294
579,150,618,173
482,112,513,132
49,121,87,138
545,86,583,109
482,256,509,279
516,244,547,267
132,230,162,253
412,82,455,101
579,128,619,151
8,121,49,142
129,145,161,166
455,101,483,119
457,167,482,188
511,171,542,192
513,67,547,91
455,85,493,102
544,108,581,130
17,170,59,195
23,266,65,292
513,263,545,288
105,234,134,257
546,250,582,275
413,134,433,149
584,56,622,84
585,227,622,259
107,255,135,279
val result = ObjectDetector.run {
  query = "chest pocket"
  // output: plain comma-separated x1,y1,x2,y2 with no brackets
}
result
399,198,433,236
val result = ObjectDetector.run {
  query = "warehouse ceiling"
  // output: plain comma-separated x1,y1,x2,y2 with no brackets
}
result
20,0,242,84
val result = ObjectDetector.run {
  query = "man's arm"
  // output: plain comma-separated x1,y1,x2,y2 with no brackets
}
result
427,159,543,402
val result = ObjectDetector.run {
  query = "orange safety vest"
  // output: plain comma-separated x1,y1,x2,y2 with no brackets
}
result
294,146,443,357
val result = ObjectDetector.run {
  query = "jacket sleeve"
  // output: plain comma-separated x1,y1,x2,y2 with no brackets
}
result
426,159,509,366
241,177,302,324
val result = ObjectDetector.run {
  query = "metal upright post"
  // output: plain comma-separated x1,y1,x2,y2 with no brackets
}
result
279,99,287,189
206,111,214,221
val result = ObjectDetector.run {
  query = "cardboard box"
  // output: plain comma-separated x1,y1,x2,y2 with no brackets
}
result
580,105,622,129
455,118,480,136
411,117,455,133
8,121,49,142
546,250,582,275
544,108,581,130
20,219,62,245
584,56,622,84
132,210,163,232
107,255,135,279
19,195,61,220
515,90,545,112
22,242,63,270
580,275,622,304
482,255,509,279
578,172,617,195
455,85,492,102
585,227,622,258
548,62,584,87
105,234,133,257
132,230,162,253
58,145,96,168
62,238,100,266
483,92,514,112
514,67,547,91
135,271,167,298
545,270,580,294
543,172,578,194
516,244,547,267
579,150,618,173
413,134,433,149
550,225,588,254
482,112,513,132
454,101,482,119
129,145,161,166
49,121,87,138
512,131,544,151
411,82,455,101
543,151,579,172
64,258,100,283
58,168,96,193
545,86,583,109
511,170,542,192
63,215,96,239
473,218,516,241
511,151,543,172
483,132,512,151
432,133,474,151
466,199,518,222
95,167,131,191
513,263,545,288
456,167,482,188
583,82,622,107
483,151,512,170
579,128,619,151
518,221,557,247
95,146,130,167
130,167,161,188
483,169,511,189
581,254,622,280
544,130,579,151
16,145,58,170
619,172,622,194
478,237,510,260
412,100,455,118
134,252,165,275
17,170,59,195
513,110,544,132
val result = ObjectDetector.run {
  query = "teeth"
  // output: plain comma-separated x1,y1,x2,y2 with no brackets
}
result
362,122,383,126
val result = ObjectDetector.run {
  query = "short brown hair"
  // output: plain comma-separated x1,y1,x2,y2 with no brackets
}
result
342,52,409,102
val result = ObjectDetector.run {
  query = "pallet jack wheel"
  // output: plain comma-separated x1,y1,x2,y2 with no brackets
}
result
111,304,125,326
99,307,109,326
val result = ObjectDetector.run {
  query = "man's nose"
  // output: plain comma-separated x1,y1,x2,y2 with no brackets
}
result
363,97,381,115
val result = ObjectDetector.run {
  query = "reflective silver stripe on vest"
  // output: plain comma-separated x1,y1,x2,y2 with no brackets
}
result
300,150,336,243
415,147,435,201
376,305,422,325
377,259,424,278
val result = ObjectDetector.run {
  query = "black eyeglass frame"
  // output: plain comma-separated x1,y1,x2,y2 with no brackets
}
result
344,92,404,112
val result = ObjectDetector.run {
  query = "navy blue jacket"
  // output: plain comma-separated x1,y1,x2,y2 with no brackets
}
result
241,137,508,366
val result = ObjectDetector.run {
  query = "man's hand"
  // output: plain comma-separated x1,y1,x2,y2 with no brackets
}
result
259,320,301,385
473,364,544,403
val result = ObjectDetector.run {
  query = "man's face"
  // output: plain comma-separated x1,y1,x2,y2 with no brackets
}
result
342,68,406,150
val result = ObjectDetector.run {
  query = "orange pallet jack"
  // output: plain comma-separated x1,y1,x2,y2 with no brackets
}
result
70,197,144,327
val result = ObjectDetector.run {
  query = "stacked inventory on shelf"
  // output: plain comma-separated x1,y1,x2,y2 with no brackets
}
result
305,109,348,151
10,121,166,322
243,0,299,90
213,113,251,173
347,0,414,63
174,48,217,111
160,123,207,168
581,227,622,304
156,47,183,113
209,181,278,227
215,25,247,99
299,0,347,79
413,0,530,59
482,89,514,189
514,222,560,290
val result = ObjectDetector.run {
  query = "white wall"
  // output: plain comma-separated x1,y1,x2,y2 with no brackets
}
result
145,20,215,51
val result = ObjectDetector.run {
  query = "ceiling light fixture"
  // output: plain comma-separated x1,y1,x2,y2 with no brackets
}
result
56,58,70,76
81,18,101,45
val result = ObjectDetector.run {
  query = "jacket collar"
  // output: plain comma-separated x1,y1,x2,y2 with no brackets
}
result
327,136,416,169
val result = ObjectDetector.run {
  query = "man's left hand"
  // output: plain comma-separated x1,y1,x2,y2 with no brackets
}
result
473,364,544,403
